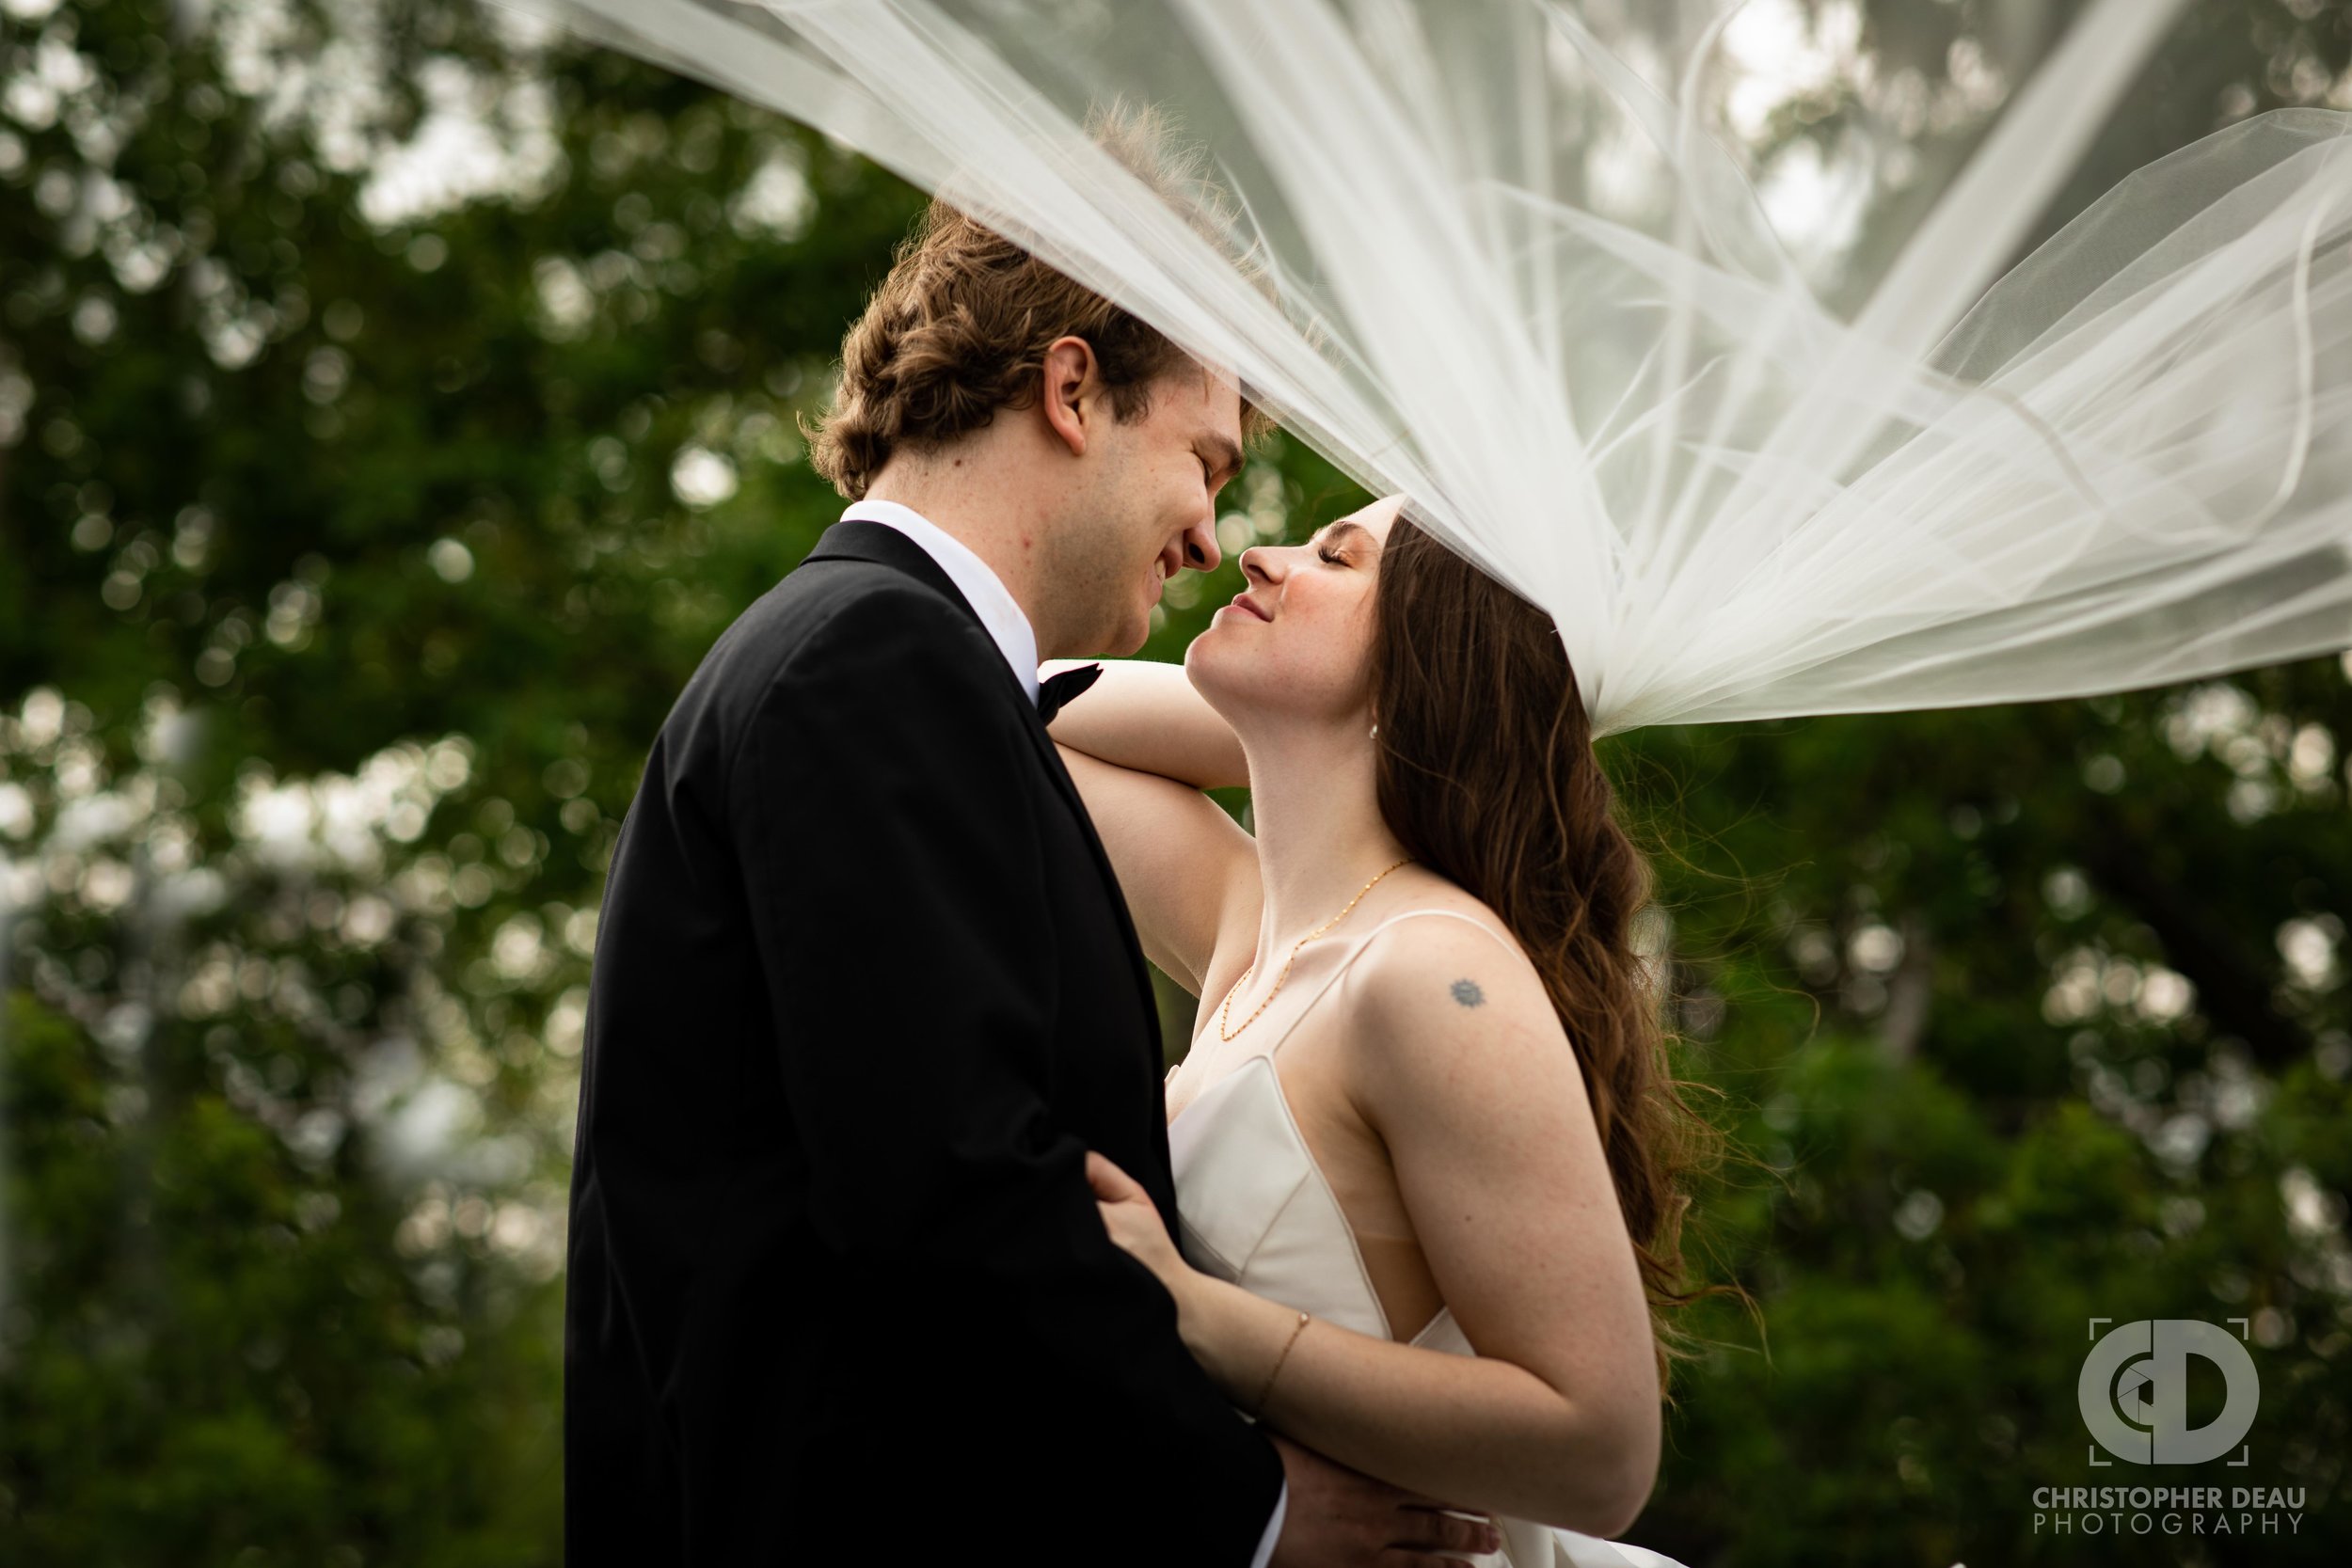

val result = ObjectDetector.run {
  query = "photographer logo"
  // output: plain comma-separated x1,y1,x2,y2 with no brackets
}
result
2077,1317,2259,1465
2030,1316,2306,1540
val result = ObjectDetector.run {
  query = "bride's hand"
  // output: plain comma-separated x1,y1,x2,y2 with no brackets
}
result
1086,1150,1197,1303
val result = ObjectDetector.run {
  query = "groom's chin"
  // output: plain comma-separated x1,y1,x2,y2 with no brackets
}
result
1102,609,1153,658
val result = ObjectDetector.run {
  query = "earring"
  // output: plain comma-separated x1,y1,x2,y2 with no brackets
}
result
1369,722,1379,739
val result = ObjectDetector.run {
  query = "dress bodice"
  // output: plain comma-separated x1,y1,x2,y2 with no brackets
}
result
1172,1050,1473,1352
1166,910,1687,1568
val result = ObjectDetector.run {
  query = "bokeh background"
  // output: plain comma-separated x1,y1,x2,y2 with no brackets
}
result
5,1,2352,1562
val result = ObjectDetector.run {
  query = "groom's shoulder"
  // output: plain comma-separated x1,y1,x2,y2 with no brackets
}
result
633,558,1000,799
755,548,977,657
689,551,990,707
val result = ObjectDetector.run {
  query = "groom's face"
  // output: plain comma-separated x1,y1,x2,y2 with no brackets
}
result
1050,362,1243,657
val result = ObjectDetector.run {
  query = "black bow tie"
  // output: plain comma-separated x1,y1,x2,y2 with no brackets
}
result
1036,662,1104,724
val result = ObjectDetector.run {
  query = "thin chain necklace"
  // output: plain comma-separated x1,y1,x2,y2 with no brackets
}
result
1216,856,1415,1043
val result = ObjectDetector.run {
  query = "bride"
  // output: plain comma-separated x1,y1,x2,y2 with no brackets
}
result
1049,496,1725,1568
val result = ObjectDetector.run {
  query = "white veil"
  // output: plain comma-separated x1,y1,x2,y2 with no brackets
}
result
528,0,2352,740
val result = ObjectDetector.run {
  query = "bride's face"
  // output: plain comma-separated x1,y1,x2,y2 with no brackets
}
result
1185,494,1405,728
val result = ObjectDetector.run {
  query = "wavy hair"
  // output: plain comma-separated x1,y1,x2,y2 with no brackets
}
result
807,105,1264,499
1368,516,1752,1404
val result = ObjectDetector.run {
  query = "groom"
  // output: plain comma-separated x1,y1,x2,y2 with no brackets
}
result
565,197,1496,1565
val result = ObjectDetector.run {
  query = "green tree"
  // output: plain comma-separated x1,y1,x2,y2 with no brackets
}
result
0,0,930,1556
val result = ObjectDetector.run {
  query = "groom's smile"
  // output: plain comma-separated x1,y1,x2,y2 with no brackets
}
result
1054,356,1244,656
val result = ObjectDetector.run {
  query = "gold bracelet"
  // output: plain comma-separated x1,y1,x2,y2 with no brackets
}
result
1254,1310,1311,1417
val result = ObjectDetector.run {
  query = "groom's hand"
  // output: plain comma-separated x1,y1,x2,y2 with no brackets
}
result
1266,1431,1502,1565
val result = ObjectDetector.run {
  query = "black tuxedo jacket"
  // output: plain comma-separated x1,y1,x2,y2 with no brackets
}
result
564,519,1284,1564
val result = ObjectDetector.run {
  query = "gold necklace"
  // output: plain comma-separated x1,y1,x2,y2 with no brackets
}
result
1216,856,1414,1042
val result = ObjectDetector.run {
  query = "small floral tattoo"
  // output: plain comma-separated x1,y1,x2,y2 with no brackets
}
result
1450,979,1486,1008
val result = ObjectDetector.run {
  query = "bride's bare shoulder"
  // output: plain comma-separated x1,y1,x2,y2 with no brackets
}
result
1335,893,1586,1131
1353,885,1532,990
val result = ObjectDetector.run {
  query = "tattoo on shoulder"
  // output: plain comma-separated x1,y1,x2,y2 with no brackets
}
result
1450,978,1486,1008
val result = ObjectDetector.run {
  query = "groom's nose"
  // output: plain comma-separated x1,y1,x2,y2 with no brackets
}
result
1179,513,1221,575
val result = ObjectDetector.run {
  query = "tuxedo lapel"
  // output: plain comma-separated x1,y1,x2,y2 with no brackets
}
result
1007,699,1168,1063
793,521,1166,1061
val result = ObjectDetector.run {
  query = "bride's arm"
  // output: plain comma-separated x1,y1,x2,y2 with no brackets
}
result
1090,919,1662,1535
1041,656,1248,789
1044,657,1257,994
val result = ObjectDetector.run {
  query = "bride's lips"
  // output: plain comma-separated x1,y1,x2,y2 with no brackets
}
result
1220,594,1271,622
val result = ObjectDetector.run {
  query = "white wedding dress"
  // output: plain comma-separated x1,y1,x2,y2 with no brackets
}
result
1168,910,1690,1568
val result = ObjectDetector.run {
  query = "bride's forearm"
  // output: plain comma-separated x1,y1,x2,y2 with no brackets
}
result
1179,1275,1653,1537
1040,657,1248,791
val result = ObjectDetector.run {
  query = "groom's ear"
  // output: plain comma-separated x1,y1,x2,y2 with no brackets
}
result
1039,336,1099,458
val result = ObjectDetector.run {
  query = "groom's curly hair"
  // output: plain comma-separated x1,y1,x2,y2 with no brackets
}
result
808,104,1266,500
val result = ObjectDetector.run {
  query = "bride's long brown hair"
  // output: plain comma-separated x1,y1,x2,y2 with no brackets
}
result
1368,515,1749,1404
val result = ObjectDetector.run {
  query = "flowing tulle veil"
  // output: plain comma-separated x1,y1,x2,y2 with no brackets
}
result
519,0,2352,741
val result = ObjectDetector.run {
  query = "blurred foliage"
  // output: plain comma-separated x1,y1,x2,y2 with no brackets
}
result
2,0,2350,1564
1756,0,2352,309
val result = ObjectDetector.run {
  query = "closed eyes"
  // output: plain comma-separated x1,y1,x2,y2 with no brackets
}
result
1311,518,1377,566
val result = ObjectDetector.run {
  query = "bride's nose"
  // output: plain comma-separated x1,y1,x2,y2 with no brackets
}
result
1238,545,1281,585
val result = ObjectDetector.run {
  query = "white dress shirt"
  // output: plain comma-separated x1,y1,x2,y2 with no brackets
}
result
838,499,1289,1568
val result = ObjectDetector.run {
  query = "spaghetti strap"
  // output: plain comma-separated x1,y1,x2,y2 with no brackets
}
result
1256,908,1519,1060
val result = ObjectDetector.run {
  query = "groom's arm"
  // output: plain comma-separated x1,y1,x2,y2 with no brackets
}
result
731,587,1283,1562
